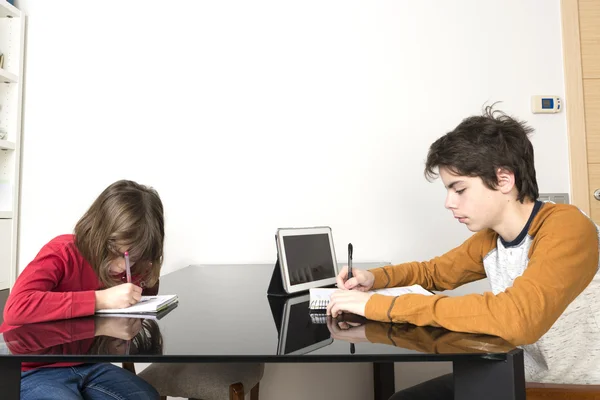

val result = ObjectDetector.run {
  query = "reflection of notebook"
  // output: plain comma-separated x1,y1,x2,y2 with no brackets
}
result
309,313,327,324
96,295,179,315
309,285,433,313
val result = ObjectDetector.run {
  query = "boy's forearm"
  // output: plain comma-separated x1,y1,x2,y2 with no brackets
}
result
370,259,483,291
370,261,439,290
369,231,491,291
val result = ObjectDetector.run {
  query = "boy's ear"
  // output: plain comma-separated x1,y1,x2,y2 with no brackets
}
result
496,168,515,194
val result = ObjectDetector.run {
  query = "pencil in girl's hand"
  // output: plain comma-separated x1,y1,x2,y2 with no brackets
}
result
124,251,132,284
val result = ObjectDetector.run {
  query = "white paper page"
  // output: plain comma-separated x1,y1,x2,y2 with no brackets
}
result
373,285,433,297
96,295,178,314
309,288,336,301
309,285,432,304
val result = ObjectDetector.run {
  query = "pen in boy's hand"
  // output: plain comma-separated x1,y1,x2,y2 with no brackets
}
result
124,252,132,284
347,243,353,281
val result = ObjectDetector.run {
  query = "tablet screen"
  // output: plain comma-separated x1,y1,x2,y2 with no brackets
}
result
282,233,336,285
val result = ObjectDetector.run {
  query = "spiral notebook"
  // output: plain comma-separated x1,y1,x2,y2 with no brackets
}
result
96,295,179,315
308,285,433,313
95,302,179,320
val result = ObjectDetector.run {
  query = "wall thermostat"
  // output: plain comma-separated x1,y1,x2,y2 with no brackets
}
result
531,95,561,114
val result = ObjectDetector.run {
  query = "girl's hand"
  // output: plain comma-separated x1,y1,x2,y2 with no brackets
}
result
94,317,142,340
95,283,142,310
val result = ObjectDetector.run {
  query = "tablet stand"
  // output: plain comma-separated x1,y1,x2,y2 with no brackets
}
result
267,234,297,297
266,257,295,297
266,256,301,338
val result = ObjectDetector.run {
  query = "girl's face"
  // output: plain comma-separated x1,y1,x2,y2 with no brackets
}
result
107,246,135,277
107,245,153,287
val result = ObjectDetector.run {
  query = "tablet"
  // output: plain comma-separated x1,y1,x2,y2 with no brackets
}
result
276,226,339,294
276,294,333,355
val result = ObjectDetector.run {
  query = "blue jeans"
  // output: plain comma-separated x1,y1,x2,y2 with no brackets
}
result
20,363,159,400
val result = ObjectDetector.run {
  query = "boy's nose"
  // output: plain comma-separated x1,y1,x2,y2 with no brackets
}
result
445,194,455,209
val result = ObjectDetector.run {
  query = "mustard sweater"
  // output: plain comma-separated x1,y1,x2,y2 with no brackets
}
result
364,202,600,384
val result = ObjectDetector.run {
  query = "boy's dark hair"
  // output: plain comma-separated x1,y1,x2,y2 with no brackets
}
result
425,105,539,203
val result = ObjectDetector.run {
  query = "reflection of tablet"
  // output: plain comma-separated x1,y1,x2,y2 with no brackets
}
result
277,294,333,355
276,226,338,294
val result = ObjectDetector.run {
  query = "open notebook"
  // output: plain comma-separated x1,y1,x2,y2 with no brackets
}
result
95,302,179,320
309,285,433,313
96,295,179,315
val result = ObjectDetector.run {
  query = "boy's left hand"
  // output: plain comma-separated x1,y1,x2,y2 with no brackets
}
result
327,290,374,317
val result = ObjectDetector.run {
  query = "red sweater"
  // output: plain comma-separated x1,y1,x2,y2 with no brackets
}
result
2,234,158,327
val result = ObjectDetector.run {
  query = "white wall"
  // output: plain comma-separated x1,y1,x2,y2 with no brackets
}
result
14,0,567,399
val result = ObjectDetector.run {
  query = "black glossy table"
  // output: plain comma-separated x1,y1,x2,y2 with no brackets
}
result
0,264,526,400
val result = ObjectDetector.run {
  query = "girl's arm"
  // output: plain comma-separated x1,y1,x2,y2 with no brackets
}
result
3,253,96,325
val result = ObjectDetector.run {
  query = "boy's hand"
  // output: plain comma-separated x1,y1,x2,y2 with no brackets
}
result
327,290,374,317
336,266,375,292
326,317,369,343
95,283,142,310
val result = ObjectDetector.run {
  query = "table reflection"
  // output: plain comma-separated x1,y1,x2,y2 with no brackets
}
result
326,314,516,354
1,316,163,370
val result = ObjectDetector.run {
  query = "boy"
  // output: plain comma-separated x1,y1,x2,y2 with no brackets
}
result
328,106,600,397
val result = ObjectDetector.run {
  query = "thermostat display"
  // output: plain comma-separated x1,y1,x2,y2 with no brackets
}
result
531,95,561,114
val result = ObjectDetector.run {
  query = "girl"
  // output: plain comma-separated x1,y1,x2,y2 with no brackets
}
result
1,179,164,400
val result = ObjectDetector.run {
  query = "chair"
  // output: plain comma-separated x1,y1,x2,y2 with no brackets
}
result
124,362,263,400
526,382,600,399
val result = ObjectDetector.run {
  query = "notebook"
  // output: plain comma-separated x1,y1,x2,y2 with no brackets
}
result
308,285,433,313
96,295,179,315
95,301,179,320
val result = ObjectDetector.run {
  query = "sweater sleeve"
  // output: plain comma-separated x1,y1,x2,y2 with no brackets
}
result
370,229,493,291
365,212,599,346
3,253,96,325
